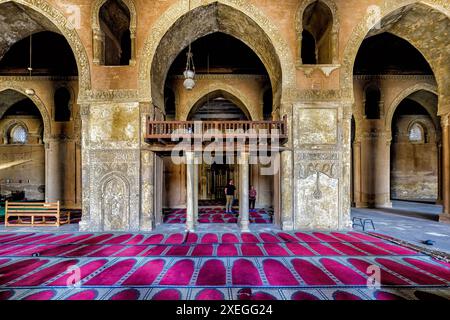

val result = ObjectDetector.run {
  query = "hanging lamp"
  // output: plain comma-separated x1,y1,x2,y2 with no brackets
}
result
183,0,196,90
25,33,35,96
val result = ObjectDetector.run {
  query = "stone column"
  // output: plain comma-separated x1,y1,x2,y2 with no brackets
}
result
340,106,353,229
281,150,294,230
129,29,136,66
140,102,155,231
45,139,62,204
140,149,154,231
441,115,450,215
239,152,250,232
194,154,199,226
186,151,195,232
375,132,392,208
92,29,105,65
79,104,91,231
360,129,392,208
436,140,443,205
352,139,363,207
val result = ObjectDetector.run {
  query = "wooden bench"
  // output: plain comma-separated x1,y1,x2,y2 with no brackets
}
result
4,201,71,227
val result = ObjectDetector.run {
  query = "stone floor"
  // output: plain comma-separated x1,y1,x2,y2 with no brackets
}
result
352,201,450,254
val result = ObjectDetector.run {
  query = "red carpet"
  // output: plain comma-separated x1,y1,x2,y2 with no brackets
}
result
163,207,273,224
0,230,448,300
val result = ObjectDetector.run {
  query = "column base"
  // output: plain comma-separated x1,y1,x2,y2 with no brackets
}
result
78,220,90,232
79,220,102,232
354,202,369,208
239,221,250,232
139,222,154,232
439,214,450,224
375,201,393,209
186,221,196,232
281,220,294,231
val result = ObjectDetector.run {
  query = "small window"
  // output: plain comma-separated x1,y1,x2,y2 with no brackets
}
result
409,123,425,143
99,0,132,66
301,1,334,64
10,125,28,144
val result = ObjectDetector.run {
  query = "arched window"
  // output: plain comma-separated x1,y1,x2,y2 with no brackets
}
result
299,0,337,65
54,87,72,122
364,85,381,119
409,123,426,143
9,124,28,144
93,0,136,66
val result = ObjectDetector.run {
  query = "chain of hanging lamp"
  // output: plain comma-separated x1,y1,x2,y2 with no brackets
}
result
183,0,196,90
26,31,35,95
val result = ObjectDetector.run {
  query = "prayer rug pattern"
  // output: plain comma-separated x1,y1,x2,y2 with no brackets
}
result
0,230,448,300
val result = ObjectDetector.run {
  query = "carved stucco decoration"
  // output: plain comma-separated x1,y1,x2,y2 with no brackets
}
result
99,172,130,231
0,0,91,97
295,89,342,102
89,102,139,150
298,152,339,200
341,0,450,103
88,151,140,231
295,151,341,230
138,0,296,110
79,89,139,103
0,84,51,141
295,0,340,65
91,0,137,65
178,84,260,121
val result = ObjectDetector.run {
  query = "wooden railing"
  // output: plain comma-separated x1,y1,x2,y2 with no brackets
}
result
145,117,288,143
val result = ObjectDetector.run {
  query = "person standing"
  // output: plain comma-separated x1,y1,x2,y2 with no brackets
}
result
249,185,257,210
224,179,236,214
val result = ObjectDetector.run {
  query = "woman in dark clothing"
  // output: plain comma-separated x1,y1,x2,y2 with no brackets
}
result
249,185,257,210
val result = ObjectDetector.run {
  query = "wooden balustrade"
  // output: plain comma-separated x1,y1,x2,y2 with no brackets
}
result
145,117,288,143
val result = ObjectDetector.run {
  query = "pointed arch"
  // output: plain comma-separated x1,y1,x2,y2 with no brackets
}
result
386,83,438,131
179,84,259,121
138,0,296,113
186,90,252,122
341,0,450,102
0,85,51,141
0,0,91,97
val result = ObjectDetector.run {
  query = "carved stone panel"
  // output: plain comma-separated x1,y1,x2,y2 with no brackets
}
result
83,149,141,232
100,173,130,231
295,107,338,146
89,102,140,150
294,151,340,230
